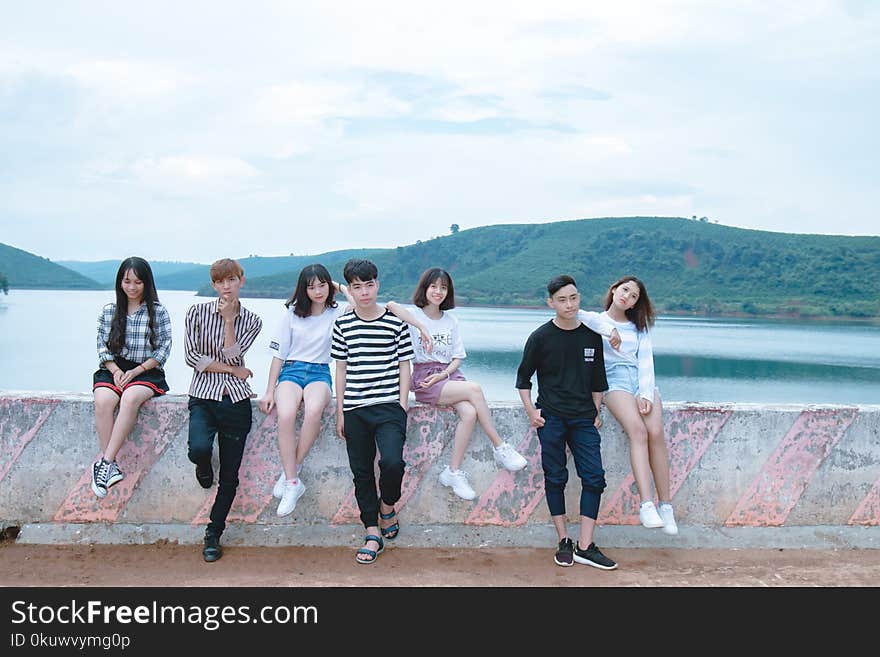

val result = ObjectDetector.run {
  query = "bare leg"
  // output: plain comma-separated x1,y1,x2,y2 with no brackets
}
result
437,381,504,447
103,386,154,462
294,382,332,468
274,381,303,480
447,401,477,471
603,391,653,502
578,515,596,548
643,391,671,501
551,514,569,542
93,388,120,454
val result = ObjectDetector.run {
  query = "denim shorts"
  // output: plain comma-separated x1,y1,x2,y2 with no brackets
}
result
277,360,332,389
605,364,641,396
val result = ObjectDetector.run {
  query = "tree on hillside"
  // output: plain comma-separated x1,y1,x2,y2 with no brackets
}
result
450,223,460,234
0,271,8,294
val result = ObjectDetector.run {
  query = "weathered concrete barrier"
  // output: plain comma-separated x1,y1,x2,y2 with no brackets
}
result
1,392,878,549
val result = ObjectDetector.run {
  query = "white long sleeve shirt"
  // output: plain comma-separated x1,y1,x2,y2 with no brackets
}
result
576,309,616,340
597,310,656,402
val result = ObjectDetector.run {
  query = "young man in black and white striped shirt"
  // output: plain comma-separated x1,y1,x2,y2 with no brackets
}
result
331,259,414,564
184,258,262,563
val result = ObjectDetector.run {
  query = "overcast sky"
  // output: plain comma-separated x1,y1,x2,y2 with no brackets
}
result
1,1,877,264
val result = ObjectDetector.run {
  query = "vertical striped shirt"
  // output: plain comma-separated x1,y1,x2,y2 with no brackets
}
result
96,301,173,369
184,300,263,402
331,309,414,411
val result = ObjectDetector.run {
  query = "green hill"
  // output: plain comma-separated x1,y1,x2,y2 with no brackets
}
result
208,217,878,319
0,243,101,290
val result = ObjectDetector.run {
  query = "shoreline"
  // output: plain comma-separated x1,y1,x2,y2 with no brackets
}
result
2,288,878,324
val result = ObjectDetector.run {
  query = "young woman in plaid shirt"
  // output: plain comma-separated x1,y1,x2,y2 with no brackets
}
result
90,257,172,498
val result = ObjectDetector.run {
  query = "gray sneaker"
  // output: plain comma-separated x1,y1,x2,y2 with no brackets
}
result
554,537,574,567
574,542,618,570
106,461,124,488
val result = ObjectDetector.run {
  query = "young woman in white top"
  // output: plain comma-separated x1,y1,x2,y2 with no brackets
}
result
388,268,536,500
260,264,430,517
598,275,677,535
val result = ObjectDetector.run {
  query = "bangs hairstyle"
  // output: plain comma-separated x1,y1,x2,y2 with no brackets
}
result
343,258,378,284
412,268,455,310
209,258,244,282
108,257,160,356
603,275,655,332
285,264,337,318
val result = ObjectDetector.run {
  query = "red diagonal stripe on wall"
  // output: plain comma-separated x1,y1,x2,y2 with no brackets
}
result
848,478,880,526
725,408,858,527
600,408,732,524
191,411,282,525
54,403,187,522
465,428,543,527
0,398,59,483
331,405,451,525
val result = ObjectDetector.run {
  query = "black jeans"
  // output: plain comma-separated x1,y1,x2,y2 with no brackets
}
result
343,402,408,529
187,396,253,537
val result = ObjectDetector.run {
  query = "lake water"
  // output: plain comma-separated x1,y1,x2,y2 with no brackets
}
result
1,289,878,404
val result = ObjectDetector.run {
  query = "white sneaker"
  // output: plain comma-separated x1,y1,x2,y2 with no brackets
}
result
639,500,664,528
276,479,306,517
272,472,285,499
659,503,679,535
493,442,528,472
439,466,477,500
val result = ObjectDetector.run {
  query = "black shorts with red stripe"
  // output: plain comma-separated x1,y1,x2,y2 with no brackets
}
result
93,357,169,397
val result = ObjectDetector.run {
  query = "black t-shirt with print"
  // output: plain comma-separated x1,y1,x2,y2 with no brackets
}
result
515,320,608,420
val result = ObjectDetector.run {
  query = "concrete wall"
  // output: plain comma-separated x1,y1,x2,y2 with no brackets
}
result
1,392,879,548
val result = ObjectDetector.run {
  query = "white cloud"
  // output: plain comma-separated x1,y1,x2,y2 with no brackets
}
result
0,1,877,262
131,156,259,195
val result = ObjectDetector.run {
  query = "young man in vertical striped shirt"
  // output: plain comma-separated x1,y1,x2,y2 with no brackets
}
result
331,259,414,564
184,258,263,562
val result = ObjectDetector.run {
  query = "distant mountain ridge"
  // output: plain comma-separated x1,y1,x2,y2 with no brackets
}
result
4,217,879,318
57,260,204,287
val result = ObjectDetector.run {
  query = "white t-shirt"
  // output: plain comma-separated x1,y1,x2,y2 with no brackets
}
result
401,304,466,364
599,310,656,402
267,303,348,364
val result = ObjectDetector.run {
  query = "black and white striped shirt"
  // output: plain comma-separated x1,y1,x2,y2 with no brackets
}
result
96,301,173,369
184,300,263,402
331,309,414,411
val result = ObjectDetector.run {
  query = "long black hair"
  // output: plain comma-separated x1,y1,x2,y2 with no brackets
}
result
285,264,337,318
107,257,160,355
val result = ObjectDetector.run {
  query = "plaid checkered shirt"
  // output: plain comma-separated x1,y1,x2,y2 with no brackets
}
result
96,301,173,368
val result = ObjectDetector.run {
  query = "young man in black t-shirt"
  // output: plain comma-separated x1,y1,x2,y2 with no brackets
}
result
516,275,618,570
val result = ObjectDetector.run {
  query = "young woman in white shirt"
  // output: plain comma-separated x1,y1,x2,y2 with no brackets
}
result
387,268,533,500
598,276,677,535
260,264,430,517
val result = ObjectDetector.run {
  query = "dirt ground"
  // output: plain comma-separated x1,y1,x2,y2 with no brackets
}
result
2,542,879,587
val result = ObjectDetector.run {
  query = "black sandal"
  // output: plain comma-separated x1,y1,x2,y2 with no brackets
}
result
355,534,385,564
379,508,400,540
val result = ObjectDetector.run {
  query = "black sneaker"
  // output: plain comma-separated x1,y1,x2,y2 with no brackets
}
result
554,537,574,567
203,532,222,562
90,459,110,498
106,461,125,488
195,462,214,489
574,542,618,570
